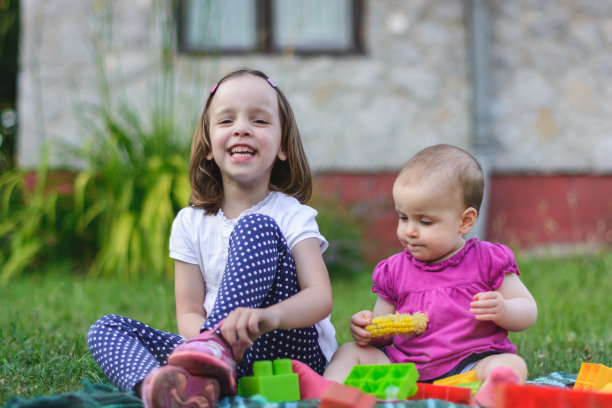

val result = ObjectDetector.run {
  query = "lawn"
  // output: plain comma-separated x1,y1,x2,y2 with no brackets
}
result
1,252,611,404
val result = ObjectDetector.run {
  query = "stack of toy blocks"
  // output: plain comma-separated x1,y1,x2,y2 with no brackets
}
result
342,363,419,400
236,359,299,402
574,362,612,392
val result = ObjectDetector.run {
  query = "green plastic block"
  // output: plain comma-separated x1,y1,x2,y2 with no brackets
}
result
237,359,300,402
455,381,482,396
343,363,419,400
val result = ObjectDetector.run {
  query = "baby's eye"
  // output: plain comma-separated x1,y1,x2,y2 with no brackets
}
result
420,219,434,225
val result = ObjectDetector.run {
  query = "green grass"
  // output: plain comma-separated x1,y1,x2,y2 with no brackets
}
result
2,253,612,404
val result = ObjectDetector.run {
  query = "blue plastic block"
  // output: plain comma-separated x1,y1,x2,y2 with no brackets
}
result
237,359,300,402
343,363,419,400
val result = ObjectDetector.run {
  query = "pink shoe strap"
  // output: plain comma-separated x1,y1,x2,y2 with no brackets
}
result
186,319,238,360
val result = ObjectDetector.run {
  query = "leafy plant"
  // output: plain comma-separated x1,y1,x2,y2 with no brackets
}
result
0,157,79,284
70,104,191,280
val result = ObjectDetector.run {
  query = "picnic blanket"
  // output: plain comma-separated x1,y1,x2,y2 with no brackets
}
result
3,373,577,408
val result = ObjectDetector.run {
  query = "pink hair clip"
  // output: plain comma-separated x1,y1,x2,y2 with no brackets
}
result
210,83,218,94
267,78,277,88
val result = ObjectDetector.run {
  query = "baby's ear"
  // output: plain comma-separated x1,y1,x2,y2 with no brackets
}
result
459,207,478,234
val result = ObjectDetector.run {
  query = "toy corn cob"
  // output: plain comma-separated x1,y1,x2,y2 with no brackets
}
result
365,312,428,338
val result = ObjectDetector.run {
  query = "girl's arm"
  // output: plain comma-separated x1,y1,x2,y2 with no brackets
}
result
174,260,207,339
470,273,537,332
219,237,332,354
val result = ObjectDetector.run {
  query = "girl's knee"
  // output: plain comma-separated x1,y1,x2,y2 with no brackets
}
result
235,213,283,237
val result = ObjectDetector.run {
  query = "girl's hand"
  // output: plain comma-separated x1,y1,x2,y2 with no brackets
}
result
470,291,507,322
350,310,374,346
220,307,281,362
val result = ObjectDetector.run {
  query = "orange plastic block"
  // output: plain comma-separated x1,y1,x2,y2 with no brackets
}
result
319,382,377,408
408,383,472,404
499,383,612,408
433,369,479,386
574,362,612,391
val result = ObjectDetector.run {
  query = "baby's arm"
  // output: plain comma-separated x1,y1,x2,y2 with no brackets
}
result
220,237,333,354
174,260,207,339
350,296,396,346
470,273,537,332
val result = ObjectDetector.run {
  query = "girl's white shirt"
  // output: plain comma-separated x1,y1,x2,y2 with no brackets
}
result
169,191,338,362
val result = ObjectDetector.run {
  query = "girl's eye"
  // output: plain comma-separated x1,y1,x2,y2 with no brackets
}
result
254,119,269,125
420,219,433,225
218,119,233,125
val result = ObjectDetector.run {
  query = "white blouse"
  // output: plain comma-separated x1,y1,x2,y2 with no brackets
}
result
169,191,338,362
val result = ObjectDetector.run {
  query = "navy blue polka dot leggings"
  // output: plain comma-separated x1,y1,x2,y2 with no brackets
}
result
88,214,326,392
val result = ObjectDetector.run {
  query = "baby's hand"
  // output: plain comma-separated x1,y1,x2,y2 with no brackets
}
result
350,310,374,346
220,307,280,362
470,291,507,322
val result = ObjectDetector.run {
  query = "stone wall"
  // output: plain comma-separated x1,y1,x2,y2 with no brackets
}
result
19,0,612,174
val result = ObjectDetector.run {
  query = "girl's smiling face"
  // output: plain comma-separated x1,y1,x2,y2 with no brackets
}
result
207,74,286,190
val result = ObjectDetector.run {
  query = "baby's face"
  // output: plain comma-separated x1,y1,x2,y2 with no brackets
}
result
392,179,468,262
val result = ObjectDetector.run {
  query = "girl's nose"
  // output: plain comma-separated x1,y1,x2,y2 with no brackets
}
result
233,119,251,136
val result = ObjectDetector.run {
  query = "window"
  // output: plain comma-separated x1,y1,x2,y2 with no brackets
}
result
177,0,364,55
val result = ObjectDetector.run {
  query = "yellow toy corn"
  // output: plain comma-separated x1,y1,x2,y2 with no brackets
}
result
365,312,428,338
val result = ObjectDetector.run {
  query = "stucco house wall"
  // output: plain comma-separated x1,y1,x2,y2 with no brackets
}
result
16,0,612,256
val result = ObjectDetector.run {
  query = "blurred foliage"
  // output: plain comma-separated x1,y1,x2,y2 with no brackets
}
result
69,104,191,280
0,0,19,171
0,160,71,284
311,195,367,277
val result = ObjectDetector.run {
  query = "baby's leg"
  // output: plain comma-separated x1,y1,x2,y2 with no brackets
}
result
323,342,390,383
87,314,184,392
204,214,326,377
473,353,526,408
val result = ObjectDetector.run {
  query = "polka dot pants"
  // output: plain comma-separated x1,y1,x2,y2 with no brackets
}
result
87,213,326,392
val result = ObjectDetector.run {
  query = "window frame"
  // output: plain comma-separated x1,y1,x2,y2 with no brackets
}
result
176,0,365,56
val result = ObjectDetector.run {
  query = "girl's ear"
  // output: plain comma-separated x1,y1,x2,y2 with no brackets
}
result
206,152,214,160
459,207,478,235
277,148,287,161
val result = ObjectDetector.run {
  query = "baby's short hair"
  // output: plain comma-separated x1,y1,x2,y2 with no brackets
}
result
397,144,484,212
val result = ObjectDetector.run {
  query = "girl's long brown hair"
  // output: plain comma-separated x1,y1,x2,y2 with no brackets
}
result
188,69,312,214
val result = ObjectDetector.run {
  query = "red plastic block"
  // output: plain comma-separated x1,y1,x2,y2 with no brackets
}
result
409,383,472,404
499,383,612,408
319,382,377,408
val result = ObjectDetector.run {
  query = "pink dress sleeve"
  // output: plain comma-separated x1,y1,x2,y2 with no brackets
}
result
371,258,397,305
488,243,520,289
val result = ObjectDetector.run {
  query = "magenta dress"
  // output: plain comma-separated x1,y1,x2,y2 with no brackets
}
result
372,238,519,381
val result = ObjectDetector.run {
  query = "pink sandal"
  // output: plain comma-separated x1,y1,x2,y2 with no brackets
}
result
141,365,220,408
167,321,237,396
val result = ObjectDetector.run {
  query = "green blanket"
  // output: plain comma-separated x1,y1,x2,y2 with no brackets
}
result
4,373,576,408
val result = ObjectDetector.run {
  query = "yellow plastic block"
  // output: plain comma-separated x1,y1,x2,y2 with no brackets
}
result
574,362,612,391
365,312,428,338
433,370,479,387
599,383,612,394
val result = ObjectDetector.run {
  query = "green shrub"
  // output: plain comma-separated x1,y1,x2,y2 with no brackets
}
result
0,159,80,284
70,104,191,280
